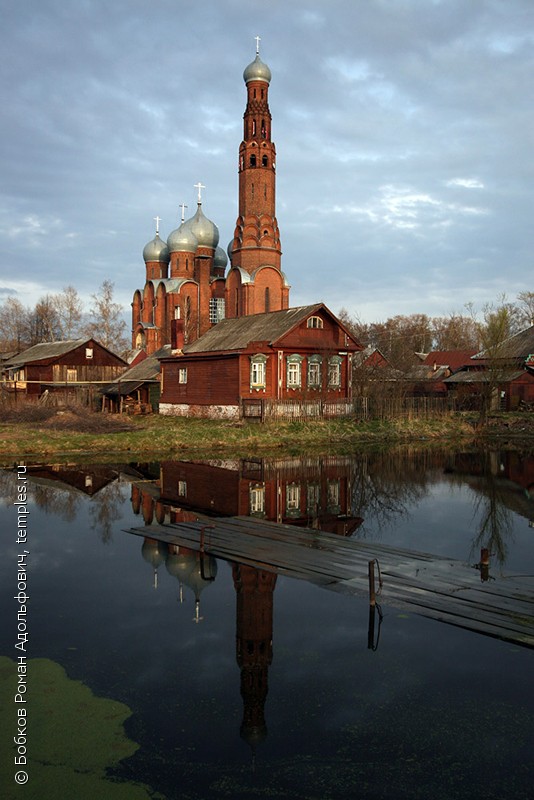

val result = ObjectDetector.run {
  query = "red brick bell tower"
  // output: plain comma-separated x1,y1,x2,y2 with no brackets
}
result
227,39,289,318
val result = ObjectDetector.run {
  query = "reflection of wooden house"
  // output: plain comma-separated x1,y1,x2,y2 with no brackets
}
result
23,464,119,496
155,457,362,535
1,339,127,399
159,303,362,419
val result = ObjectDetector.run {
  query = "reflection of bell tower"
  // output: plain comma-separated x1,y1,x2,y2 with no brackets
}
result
232,564,277,751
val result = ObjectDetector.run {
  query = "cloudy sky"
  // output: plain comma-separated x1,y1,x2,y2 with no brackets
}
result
1,0,532,324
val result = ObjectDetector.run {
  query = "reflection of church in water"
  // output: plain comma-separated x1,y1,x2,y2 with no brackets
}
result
130,456,360,749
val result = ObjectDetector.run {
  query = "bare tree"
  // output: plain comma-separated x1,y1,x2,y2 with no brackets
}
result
27,295,62,344
0,297,31,351
83,280,129,355
516,291,534,328
472,299,518,425
55,285,84,339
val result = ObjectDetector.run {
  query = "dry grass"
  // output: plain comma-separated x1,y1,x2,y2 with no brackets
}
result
0,404,533,462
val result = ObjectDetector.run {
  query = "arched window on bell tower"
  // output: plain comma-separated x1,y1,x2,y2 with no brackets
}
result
265,287,270,313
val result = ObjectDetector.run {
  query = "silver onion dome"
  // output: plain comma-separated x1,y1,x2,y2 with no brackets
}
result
167,222,199,254
213,245,228,272
243,53,272,84
184,203,219,250
143,233,170,263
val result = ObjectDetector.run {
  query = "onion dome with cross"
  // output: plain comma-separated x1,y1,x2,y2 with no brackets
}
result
181,182,219,250
143,217,170,263
243,36,271,84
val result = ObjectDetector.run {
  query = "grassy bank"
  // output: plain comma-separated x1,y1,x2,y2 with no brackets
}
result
2,406,534,463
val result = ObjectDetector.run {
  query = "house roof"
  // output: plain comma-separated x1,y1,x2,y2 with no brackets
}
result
180,304,359,355
352,345,387,367
102,346,169,397
422,350,478,372
2,338,126,368
3,339,90,368
473,325,534,361
444,370,527,384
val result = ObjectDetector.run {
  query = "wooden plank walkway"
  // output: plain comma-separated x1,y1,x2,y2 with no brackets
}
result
125,516,534,649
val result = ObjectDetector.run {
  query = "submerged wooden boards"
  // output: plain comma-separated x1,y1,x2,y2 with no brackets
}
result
126,515,534,648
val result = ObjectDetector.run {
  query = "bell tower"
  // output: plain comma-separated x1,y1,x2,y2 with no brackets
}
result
230,39,282,276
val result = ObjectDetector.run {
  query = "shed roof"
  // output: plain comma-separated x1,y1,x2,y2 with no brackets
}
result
444,370,527,384
102,346,169,397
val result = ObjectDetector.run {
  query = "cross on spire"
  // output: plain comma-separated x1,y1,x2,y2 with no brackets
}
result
179,203,187,223
153,215,161,234
194,182,205,203
255,35,261,55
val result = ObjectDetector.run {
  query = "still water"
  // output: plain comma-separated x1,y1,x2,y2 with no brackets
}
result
1,449,533,800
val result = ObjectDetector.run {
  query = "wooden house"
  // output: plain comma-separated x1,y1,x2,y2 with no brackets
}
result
159,303,362,419
444,326,534,410
1,338,128,400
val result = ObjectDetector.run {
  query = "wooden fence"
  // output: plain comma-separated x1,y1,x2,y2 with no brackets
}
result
242,395,457,422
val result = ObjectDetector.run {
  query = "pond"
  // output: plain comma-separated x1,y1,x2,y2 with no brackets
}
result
1,449,533,800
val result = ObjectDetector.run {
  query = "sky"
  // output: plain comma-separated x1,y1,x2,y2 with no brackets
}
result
1,0,533,326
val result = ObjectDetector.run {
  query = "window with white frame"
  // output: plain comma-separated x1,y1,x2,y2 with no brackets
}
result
307,316,323,329
328,356,342,388
250,354,267,390
178,480,187,497
286,483,301,516
85,347,93,359
178,368,187,384
307,355,322,388
249,484,265,516
209,297,226,324
286,354,303,389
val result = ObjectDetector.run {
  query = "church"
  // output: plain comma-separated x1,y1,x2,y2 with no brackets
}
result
132,41,290,354
131,42,361,419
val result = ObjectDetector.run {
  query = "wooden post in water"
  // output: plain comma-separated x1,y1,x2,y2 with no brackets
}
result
480,547,490,582
368,559,376,606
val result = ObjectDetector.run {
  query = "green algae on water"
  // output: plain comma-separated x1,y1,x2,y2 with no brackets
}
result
0,656,159,800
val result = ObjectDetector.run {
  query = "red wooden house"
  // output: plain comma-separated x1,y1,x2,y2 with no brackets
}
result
2,338,127,399
159,303,362,419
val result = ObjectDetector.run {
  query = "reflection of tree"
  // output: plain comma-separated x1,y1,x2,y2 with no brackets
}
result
88,481,125,543
0,470,18,506
468,455,514,569
350,451,441,535
31,484,81,521
0,469,81,520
